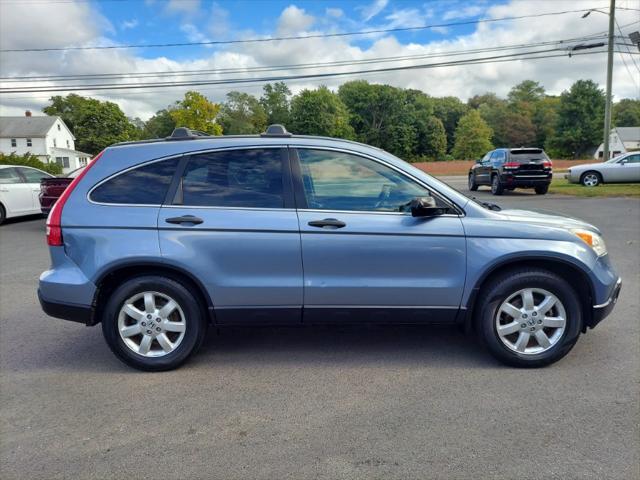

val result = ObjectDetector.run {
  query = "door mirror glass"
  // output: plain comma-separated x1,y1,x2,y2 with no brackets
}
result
410,196,445,217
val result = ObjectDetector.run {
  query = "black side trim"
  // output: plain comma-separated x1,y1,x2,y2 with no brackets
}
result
38,290,93,325
214,307,302,325
303,307,458,324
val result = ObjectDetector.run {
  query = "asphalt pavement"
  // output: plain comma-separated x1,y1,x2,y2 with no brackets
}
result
1,182,638,480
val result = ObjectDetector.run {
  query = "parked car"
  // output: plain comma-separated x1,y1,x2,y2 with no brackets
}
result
469,148,553,195
565,152,640,186
39,166,84,215
0,165,53,224
38,126,621,371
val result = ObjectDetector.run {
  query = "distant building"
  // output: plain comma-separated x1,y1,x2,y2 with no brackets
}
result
594,126,640,159
0,111,92,174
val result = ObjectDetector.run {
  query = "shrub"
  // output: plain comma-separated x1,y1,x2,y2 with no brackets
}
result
0,152,62,175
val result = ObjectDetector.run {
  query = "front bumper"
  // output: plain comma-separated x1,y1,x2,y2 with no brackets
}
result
590,277,622,328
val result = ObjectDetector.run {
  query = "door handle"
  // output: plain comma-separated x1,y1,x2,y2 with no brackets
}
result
308,218,346,229
165,215,203,225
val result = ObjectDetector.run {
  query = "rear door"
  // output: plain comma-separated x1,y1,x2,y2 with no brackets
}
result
0,167,33,216
292,147,466,324
157,147,303,325
16,167,52,211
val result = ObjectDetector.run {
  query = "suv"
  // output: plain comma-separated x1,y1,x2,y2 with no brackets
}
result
38,126,621,371
469,148,553,195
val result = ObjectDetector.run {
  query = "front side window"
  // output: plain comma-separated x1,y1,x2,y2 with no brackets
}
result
17,167,51,183
623,154,640,164
91,157,180,204
0,168,21,184
179,149,284,208
297,149,436,213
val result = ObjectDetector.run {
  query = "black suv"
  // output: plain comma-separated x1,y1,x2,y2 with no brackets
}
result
468,148,553,195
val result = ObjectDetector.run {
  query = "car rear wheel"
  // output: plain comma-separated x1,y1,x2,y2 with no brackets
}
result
491,175,504,195
534,184,549,195
468,173,478,191
477,268,582,367
581,171,602,187
0,203,5,225
102,276,207,371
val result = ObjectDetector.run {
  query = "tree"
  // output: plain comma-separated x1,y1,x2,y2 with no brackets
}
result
613,98,640,127
289,86,354,139
219,91,268,134
43,94,138,154
416,116,447,159
169,91,223,135
451,110,493,160
532,96,560,147
142,109,176,139
260,82,291,126
507,80,545,106
431,96,469,152
0,152,62,175
546,80,605,158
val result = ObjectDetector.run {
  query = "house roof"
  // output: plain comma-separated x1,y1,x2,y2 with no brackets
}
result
0,116,59,138
615,126,640,142
50,147,92,156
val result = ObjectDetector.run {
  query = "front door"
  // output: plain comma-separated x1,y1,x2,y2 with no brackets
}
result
17,167,51,211
292,148,466,324
0,167,33,215
158,147,303,324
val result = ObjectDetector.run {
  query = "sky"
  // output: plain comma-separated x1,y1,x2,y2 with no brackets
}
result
0,0,638,120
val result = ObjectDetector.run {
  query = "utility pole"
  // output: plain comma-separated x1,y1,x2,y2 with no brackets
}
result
603,0,615,161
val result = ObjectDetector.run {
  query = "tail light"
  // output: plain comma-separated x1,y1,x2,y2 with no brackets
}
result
543,160,553,168
46,150,104,246
503,162,520,169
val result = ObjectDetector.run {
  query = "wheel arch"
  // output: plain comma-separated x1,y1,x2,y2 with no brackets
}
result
91,261,214,326
463,256,594,334
580,170,603,184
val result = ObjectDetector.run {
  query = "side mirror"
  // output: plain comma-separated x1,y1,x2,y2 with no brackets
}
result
410,196,445,217
476,158,483,164
620,159,627,165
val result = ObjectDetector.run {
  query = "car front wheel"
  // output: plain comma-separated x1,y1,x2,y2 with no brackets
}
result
102,276,207,371
581,171,602,187
478,268,582,367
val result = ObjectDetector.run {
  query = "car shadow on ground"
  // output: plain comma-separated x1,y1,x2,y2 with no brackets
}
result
11,323,498,373
0,214,45,227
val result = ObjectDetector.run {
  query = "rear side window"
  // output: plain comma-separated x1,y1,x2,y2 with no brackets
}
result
178,149,284,208
0,168,22,184
17,167,51,183
91,157,179,205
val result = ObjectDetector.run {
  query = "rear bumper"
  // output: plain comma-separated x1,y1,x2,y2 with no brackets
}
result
589,277,622,328
38,289,93,325
500,173,552,187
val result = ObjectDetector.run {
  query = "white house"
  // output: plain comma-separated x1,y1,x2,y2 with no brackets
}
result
0,111,92,174
594,126,640,159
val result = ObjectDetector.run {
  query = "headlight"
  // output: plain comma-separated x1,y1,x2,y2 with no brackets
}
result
571,228,607,256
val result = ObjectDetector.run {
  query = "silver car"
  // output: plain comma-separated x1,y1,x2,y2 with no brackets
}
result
565,152,640,186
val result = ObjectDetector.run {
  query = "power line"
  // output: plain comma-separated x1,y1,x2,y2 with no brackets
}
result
0,6,610,53
0,34,613,83
0,47,611,94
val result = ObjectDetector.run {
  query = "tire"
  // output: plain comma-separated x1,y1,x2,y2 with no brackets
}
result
534,184,549,195
0,203,5,225
581,171,602,187
101,276,207,371
477,268,582,368
468,173,478,191
491,174,504,195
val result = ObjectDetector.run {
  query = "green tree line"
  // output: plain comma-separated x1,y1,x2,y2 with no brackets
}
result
42,80,639,160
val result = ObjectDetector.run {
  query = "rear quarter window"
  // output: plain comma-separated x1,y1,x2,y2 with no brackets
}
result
90,157,179,205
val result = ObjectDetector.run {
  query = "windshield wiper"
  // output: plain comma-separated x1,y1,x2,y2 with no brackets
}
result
470,196,502,211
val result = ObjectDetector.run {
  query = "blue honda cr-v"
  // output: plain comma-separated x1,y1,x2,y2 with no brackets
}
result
38,125,621,371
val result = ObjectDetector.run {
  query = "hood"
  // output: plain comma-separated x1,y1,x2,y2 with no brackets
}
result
495,208,599,233
568,162,607,171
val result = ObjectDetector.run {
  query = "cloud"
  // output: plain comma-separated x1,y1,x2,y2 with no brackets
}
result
208,2,230,37
277,5,315,34
357,0,389,22
443,5,485,21
1,0,637,122
165,0,201,16
120,19,139,30
326,8,344,19
384,8,426,29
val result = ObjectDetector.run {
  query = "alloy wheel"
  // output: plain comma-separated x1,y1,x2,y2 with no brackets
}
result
495,288,566,355
583,173,599,187
117,291,186,357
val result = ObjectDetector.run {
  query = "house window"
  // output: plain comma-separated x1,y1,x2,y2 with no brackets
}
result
57,124,61,131
53,139,57,147
66,140,70,148
26,138,32,147
79,157,87,167
55,157,70,168
10,138,16,147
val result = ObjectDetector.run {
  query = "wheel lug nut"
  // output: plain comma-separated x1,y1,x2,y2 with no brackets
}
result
521,323,527,328
538,319,543,324
156,327,161,332
141,322,146,326
530,327,535,331
532,312,537,317
146,329,152,334
147,314,152,319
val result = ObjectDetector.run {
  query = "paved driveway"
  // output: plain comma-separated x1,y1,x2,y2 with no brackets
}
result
1,190,638,479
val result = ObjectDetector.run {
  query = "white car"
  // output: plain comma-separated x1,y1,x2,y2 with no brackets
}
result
565,152,640,186
0,165,53,224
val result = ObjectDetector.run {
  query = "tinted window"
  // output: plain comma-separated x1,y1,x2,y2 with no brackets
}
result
180,149,284,208
624,154,640,164
91,158,179,204
0,168,21,184
298,149,443,212
17,167,51,183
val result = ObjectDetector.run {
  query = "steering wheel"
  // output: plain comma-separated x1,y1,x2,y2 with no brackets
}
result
374,184,394,209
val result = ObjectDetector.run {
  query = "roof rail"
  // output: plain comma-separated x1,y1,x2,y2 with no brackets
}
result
261,124,292,137
167,127,213,141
